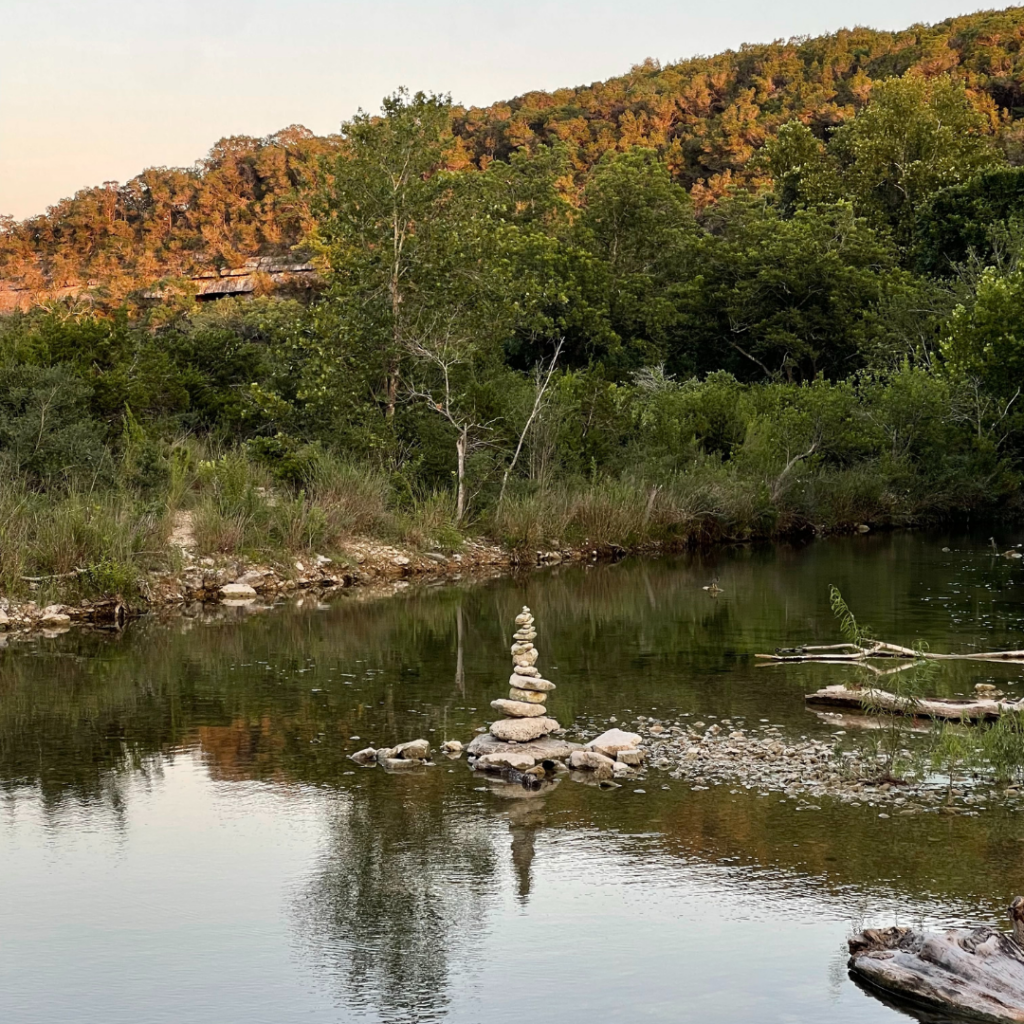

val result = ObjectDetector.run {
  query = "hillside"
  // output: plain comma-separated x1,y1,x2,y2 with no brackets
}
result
5,6,1024,308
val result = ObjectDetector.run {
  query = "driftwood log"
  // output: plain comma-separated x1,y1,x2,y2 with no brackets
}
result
805,684,1023,722
759,641,1024,665
848,899,1024,1023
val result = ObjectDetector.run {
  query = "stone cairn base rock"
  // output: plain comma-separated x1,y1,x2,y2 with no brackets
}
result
468,606,579,781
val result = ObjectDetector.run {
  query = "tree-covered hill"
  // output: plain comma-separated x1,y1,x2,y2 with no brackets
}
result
6,5,1024,306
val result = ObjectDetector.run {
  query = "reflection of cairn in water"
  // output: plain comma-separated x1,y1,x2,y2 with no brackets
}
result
487,606,560,743
509,807,543,900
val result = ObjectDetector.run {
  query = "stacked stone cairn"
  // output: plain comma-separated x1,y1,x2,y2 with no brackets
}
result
487,606,561,743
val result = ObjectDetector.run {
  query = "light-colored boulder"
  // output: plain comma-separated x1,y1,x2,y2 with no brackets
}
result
616,747,644,766
509,686,547,704
509,675,555,692
570,750,616,771
441,740,463,754
220,583,257,599
394,739,431,760
40,612,71,627
512,650,539,667
586,728,643,758
349,747,377,765
489,716,560,742
513,665,541,677
491,698,546,718
465,734,580,760
476,751,536,771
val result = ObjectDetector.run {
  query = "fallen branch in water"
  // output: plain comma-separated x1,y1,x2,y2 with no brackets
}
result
806,684,1024,721
758,640,1024,664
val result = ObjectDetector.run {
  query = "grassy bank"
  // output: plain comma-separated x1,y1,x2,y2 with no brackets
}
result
2,437,1016,608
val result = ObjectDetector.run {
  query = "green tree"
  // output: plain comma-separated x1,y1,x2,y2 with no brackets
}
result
312,90,456,420
830,74,1001,248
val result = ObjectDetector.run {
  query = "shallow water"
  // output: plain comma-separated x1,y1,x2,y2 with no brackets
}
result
4,530,1024,1024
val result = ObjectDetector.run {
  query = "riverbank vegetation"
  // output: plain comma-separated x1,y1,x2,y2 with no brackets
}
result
7,10,1024,597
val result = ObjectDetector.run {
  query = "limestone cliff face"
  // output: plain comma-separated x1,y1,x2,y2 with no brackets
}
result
0,257,319,312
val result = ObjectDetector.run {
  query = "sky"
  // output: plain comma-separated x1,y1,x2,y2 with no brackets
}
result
0,0,993,220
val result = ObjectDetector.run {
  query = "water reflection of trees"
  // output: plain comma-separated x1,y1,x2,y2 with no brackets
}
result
294,773,499,1023
4,535,1024,912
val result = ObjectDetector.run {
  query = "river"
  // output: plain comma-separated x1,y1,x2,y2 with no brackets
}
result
3,529,1024,1023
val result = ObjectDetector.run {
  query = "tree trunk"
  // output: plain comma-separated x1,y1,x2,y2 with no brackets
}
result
455,427,467,522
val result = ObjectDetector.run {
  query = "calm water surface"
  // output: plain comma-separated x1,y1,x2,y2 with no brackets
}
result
5,530,1024,1024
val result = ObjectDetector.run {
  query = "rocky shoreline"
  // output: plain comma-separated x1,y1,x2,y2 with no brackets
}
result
0,538,616,643
565,713,1024,815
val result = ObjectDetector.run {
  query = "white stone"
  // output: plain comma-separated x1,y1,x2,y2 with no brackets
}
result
511,641,535,656
40,612,71,627
491,699,546,718
489,717,560,742
349,747,377,764
616,748,644,766
220,583,257,599
512,650,539,668
513,665,541,677
586,728,643,759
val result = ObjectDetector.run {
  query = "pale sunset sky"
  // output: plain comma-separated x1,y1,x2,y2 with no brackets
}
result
0,0,991,220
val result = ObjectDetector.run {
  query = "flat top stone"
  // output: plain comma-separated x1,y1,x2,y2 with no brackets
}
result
489,716,560,742
467,734,581,761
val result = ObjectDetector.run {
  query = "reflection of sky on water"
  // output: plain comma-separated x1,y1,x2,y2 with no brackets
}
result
0,746,986,1024
5,529,1024,1022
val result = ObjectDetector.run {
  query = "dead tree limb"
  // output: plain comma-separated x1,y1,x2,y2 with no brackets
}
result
805,684,1023,722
